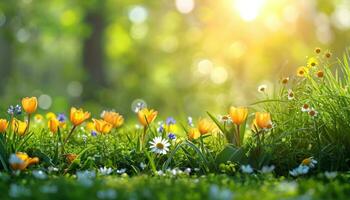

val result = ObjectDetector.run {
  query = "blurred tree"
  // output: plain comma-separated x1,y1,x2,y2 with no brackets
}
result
82,0,107,101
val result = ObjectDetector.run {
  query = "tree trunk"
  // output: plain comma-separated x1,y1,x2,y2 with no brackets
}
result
82,8,106,101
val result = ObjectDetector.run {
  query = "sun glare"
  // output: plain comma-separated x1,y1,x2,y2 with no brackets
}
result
233,0,266,21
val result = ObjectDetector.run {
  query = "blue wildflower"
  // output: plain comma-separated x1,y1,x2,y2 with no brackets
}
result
8,105,22,115
166,117,176,125
168,133,176,140
57,113,67,122
157,125,164,133
91,131,97,137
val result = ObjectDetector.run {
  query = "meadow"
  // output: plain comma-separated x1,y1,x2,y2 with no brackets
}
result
0,48,349,199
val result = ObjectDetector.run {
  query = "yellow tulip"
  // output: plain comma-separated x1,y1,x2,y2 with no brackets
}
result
229,106,248,125
70,107,91,126
188,128,200,140
12,119,28,135
93,119,113,134
10,152,39,171
48,118,59,133
137,108,158,126
85,122,96,132
102,111,124,128
197,118,213,135
0,119,8,132
21,97,38,114
254,112,272,129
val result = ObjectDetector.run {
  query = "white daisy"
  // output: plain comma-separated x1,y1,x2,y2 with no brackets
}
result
258,84,267,93
289,165,309,177
99,166,113,176
324,171,337,179
287,89,294,100
241,164,253,174
308,108,318,118
301,103,310,112
149,136,170,155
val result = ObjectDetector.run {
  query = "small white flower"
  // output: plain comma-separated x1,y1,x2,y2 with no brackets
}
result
32,170,47,180
260,165,275,174
99,166,113,176
140,162,147,170
48,166,59,173
301,104,310,112
184,168,192,174
156,170,164,176
287,89,295,100
308,108,318,118
258,84,267,93
241,165,253,174
324,171,337,179
116,168,126,174
149,136,170,155
289,165,309,177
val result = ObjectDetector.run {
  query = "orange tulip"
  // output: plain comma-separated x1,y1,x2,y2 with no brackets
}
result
229,106,248,125
48,118,59,133
21,97,38,114
10,152,39,170
102,111,124,128
254,112,272,129
0,119,8,132
188,128,200,140
93,119,113,134
197,118,213,135
70,107,91,126
137,108,158,126
65,153,77,164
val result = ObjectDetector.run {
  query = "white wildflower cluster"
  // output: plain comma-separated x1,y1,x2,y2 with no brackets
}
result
98,166,113,176
241,165,253,174
155,168,192,177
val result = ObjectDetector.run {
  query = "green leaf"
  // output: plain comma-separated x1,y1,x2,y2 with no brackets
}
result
215,144,246,165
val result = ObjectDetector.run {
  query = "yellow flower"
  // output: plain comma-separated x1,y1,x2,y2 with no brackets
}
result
188,128,200,140
85,122,95,132
302,158,312,165
137,108,158,126
48,118,59,133
101,111,124,128
70,107,91,126
21,97,38,114
316,70,324,78
296,66,308,77
254,112,272,129
315,47,321,54
46,112,57,120
229,106,248,125
197,118,213,135
307,57,318,68
34,114,44,123
281,77,289,85
0,119,8,132
93,119,113,134
10,152,39,171
325,51,332,58
12,119,28,135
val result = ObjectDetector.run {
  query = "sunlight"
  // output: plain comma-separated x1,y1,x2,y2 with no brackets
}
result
233,0,266,21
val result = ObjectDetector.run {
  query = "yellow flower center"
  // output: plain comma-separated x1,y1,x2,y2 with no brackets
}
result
156,143,164,149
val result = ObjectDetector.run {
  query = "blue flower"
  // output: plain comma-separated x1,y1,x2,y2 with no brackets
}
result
168,133,176,140
57,113,67,122
91,131,97,137
166,117,176,125
8,105,22,115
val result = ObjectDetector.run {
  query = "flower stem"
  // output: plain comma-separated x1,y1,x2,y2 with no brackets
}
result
64,125,77,145
23,114,31,135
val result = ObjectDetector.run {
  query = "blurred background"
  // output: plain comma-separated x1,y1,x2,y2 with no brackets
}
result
0,0,349,119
